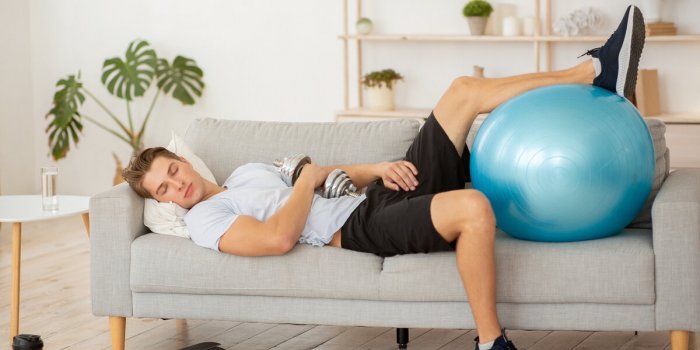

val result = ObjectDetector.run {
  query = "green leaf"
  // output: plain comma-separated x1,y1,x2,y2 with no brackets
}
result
45,74,85,161
462,0,493,17
156,55,205,105
101,39,157,101
362,68,404,89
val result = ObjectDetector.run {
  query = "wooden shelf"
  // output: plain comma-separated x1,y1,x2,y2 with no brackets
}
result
336,108,432,119
645,112,700,124
542,35,700,42
339,34,700,43
340,34,537,42
338,109,700,125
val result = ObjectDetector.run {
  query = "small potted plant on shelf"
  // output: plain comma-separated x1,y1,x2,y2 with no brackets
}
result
463,0,494,36
362,69,403,111
356,17,374,35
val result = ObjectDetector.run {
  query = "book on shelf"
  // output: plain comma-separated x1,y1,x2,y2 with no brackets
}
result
646,22,677,36
634,69,661,116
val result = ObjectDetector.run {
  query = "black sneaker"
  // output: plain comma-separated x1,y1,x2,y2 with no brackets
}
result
578,5,645,99
473,328,518,350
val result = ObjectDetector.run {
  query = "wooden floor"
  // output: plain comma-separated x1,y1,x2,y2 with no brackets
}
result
0,217,696,350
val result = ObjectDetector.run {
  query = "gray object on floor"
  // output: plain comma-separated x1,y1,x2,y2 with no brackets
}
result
177,342,222,350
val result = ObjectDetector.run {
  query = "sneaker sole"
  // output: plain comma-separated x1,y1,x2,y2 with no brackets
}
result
617,6,645,98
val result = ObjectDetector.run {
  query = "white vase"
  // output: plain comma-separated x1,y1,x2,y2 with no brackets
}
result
641,0,663,23
502,16,521,36
466,17,488,36
366,85,395,111
486,3,516,35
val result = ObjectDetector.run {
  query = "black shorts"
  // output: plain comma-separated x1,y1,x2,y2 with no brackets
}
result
340,112,472,257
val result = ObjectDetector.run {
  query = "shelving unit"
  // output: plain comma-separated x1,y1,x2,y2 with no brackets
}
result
337,0,700,125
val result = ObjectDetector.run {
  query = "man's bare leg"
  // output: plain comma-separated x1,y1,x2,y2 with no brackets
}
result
431,189,499,342
429,60,595,344
427,5,646,346
433,60,595,158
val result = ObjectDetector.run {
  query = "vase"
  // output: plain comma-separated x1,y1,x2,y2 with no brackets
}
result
486,3,516,35
641,0,663,23
502,16,521,36
366,85,395,111
466,16,488,36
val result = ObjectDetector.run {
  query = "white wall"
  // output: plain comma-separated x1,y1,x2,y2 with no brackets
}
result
28,0,345,197
2,0,699,197
0,0,34,195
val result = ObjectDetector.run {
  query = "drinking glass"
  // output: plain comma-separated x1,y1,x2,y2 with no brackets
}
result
41,166,59,211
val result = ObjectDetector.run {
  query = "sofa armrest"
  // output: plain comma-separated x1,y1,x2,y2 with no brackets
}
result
90,182,147,317
652,168,700,332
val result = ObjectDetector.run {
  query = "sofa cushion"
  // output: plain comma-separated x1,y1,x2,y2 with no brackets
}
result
379,228,654,304
131,234,384,300
466,116,668,228
132,228,654,305
184,118,421,185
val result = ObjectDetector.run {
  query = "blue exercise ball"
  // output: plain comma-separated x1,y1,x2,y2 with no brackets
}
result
470,84,655,242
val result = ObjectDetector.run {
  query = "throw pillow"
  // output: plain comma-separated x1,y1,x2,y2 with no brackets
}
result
143,131,217,239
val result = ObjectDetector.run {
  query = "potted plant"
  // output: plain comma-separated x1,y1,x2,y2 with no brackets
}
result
463,0,494,35
356,17,374,35
362,69,403,111
45,39,205,185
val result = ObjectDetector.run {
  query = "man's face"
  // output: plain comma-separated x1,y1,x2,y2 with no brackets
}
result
142,156,206,209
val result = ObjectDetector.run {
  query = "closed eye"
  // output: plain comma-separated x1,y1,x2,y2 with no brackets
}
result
157,163,177,196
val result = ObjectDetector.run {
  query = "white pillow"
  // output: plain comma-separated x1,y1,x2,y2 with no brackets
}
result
143,131,217,239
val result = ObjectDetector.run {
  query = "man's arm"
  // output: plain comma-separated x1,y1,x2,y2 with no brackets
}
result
323,161,419,192
321,162,385,191
218,164,328,256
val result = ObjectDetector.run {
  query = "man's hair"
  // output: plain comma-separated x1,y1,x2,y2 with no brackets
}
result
122,147,180,199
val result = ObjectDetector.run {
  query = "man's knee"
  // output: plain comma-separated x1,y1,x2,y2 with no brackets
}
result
448,76,481,99
458,189,496,234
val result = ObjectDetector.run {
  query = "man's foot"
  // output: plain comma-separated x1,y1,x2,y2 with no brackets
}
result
578,5,645,99
473,328,518,350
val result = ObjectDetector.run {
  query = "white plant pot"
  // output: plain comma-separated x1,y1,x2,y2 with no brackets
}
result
466,16,488,36
366,85,395,111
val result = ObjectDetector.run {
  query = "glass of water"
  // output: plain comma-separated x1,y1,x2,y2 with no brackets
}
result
41,165,59,211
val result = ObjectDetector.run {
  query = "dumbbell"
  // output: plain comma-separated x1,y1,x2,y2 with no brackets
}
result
273,154,361,198
323,169,360,198
273,154,311,187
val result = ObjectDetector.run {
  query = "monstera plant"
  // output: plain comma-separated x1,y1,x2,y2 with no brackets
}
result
45,39,205,184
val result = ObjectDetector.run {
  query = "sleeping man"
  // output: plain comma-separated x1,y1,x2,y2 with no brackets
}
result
122,6,645,350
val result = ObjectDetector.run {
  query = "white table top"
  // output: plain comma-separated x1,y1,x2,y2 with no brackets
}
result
0,195,90,223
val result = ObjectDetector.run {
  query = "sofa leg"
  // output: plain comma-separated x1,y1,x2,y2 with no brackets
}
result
396,328,409,349
671,330,689,350
109,316,126,350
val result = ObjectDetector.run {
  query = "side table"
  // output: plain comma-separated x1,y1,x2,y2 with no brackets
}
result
0,195,90,345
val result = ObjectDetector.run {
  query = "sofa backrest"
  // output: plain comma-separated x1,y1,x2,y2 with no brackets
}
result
186,116,668,228
184,118,421,185
466,117,669,228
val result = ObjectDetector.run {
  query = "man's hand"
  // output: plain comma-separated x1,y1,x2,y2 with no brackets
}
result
297,163,330,189
379,160,419,192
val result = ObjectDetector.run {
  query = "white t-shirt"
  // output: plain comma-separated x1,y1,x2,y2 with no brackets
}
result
184,162,368,252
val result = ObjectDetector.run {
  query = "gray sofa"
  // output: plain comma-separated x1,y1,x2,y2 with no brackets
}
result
90,117,700,350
